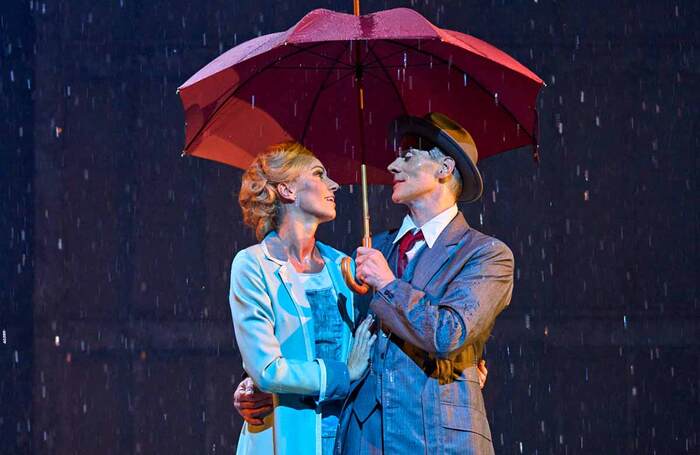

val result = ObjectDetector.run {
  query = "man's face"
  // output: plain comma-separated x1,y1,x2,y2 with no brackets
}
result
387,148,442,205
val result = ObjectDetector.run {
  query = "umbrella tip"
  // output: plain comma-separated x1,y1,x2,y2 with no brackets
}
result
181,150,187,157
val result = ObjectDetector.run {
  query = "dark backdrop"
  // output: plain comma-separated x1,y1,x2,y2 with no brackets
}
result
1,1,698,454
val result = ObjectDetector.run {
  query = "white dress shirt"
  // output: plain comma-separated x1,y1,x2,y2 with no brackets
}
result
392,204,459,263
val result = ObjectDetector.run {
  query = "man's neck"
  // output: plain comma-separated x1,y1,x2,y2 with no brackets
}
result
406,192,457,227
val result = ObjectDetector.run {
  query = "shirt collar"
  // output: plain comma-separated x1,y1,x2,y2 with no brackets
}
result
392,204,458,248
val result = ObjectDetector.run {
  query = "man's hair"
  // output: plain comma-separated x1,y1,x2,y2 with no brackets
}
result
427,147,462,199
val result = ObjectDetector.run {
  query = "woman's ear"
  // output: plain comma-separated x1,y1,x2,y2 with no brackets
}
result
276,182,296,202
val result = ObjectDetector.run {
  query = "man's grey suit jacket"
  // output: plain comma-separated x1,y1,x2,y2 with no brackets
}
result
337,212,514,454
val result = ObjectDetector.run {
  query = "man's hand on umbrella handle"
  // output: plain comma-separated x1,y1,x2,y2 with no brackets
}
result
478,359,488,390
355,247,396,290
233,377,273,426
341,256,370,295
342,236,373,295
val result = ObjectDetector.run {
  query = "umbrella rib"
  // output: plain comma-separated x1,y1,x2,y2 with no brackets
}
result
183,42,333,152
365,62,442,70
267,65,351,70
384,39,535,142
366,45,408,116
300,46,351,142
316,69,355,91
361,46,409,69
287,43,354,69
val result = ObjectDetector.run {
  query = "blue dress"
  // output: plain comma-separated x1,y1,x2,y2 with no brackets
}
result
298,266,344,455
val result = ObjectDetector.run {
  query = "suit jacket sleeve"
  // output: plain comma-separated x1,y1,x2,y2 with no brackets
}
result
229,250,350,401
370,240,514,358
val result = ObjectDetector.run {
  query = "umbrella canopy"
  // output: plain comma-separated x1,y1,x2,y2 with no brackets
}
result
178,7,544,184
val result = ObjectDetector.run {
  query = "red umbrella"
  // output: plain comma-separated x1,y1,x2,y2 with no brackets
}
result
178,5,543,292
179,7,543,181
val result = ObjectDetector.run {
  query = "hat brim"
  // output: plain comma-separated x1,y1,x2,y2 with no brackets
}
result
390,115,483,202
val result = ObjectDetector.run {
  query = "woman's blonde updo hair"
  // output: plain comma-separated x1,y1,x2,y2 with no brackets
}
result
239,141,316,241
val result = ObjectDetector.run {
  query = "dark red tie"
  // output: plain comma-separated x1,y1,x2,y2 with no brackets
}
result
397,230,424,278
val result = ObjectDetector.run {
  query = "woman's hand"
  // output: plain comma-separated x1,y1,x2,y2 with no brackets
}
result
346,316,377,382
477,359,488,390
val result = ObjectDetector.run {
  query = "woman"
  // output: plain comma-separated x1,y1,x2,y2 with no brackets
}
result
229,141,376,455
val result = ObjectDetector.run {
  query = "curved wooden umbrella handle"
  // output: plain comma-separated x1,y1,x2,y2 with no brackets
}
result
341,257,369,294
341,236,372,295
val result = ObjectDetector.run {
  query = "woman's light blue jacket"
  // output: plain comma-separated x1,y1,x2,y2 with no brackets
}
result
229,236,355,455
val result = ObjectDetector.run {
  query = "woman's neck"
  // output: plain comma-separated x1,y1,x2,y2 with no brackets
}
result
270,216,324,272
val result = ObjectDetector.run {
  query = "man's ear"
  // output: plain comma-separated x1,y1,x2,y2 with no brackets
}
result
438,157,456,180
276,182,296,202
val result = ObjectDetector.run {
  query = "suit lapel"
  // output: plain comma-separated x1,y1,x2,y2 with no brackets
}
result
379,231,400,275
411,213,469,290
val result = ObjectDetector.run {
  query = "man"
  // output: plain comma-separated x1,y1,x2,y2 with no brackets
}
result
337,112,514,454
235,113,512,454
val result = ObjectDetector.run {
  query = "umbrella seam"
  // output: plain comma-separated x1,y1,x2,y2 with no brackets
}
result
367,43,409,118
383,39,537,143
287,42,354,69
183,42,330,152
300,46,352,143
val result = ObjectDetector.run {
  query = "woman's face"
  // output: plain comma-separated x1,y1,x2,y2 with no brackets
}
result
287,157,339,223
